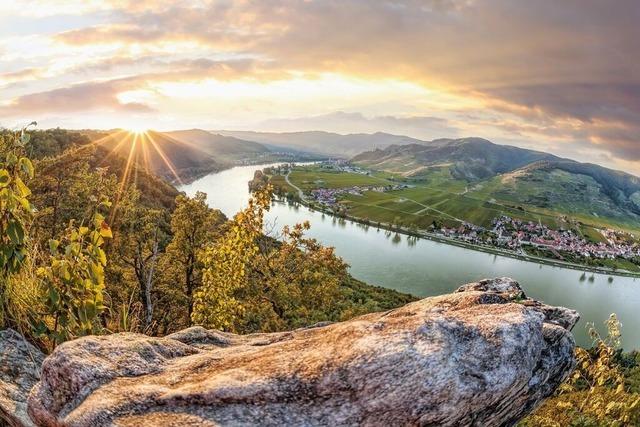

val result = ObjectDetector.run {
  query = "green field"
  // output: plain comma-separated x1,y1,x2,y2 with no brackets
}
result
269,175,295,193
288,166,390,191
285,165,640,239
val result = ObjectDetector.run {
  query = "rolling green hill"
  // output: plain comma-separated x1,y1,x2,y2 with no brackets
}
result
352,138,640,232
352,137,559,179
83,129,278,184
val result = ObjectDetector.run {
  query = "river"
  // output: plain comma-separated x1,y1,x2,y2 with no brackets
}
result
180,164,640,349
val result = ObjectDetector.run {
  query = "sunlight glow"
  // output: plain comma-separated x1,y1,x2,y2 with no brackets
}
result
125,125,149,134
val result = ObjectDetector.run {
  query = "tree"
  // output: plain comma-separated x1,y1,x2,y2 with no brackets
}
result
0,126,35,276
35,198,113,348
30,146,97,241
191,187,271,330
163,192,225,322
114,187,166,330
0,125,36,329
240,221,347,332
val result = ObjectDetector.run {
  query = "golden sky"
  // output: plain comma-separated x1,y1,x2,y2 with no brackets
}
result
0,0,638,173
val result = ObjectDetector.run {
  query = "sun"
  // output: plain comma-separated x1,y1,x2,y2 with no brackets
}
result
125,124,149,134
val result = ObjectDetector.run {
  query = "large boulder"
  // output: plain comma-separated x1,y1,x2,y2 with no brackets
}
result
27,278,578,427
0,329,45,427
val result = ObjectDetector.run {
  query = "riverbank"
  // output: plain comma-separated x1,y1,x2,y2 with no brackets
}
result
282,197,640,279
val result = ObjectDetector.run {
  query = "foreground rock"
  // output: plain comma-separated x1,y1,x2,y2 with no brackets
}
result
0,329,44,427
27,277,578,427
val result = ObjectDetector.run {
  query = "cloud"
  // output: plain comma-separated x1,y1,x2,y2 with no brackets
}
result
0,57,275,118
56,24,166,45
0,68,42,86
0,79,155,116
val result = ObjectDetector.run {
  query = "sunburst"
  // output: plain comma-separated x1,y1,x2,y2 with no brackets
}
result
125,124,149,134
82,128,187,224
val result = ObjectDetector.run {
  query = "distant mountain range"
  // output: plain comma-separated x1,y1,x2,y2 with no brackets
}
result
353,137,640,227
215,130,423,157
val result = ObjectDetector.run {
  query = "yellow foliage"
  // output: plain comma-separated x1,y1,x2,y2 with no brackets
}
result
521,314,640,426
191,185,272,330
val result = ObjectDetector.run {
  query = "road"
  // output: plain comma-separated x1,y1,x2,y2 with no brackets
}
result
285,171,306,201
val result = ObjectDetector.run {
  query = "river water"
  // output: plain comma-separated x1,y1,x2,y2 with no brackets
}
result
181,164,640,349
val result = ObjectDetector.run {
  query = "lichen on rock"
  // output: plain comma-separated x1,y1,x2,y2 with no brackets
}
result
0,329,44,427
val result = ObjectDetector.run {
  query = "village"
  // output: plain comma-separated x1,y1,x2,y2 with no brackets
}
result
436,215,640,262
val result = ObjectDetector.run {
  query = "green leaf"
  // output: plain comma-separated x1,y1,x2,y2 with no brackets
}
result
85,300,97,320
89,262,104,282
17,195,31,211
48,287,60,305
93,213,105,228
6,220,25,245
96,248,107,266
6,153,17,166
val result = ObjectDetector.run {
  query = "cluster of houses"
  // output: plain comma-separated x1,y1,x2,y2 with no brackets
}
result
436,222,487,245
490,216,640,260
310,184,409,206
431,215,640,262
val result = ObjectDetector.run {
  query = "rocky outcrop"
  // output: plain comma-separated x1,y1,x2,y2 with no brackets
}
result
21,277,578,427
0,330,44,427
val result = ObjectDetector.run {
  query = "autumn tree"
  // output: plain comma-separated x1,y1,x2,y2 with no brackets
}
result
30,147,98,241
240,221,347,332
35,199,113,348
191,187,271,330
191,184,352,333
163,192,226,321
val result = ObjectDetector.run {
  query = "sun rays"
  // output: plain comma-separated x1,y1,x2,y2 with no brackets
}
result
83,128,188,223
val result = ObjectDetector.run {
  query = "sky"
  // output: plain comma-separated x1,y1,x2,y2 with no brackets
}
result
0,0,638,173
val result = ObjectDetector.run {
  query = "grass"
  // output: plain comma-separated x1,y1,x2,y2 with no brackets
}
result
289,166,390,191
269,175,295,194
286,165,640,237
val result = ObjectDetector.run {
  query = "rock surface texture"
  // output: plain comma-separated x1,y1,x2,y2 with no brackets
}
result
15,277,578,427
0,329,44,427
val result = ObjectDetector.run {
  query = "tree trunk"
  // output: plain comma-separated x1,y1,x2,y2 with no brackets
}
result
144,239,159,329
